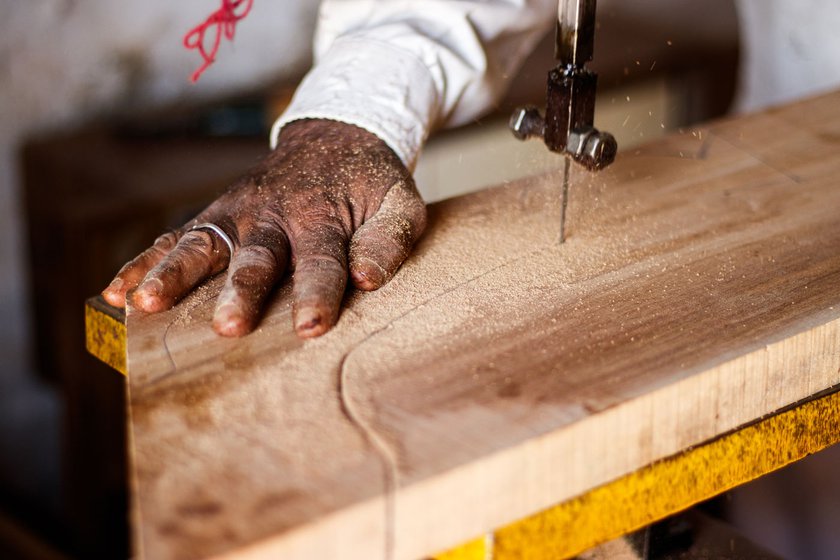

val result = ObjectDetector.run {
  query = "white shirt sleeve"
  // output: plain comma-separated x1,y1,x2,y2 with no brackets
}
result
270,0,556,171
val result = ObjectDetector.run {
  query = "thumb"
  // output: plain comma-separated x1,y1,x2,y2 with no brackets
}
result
349,178,427,290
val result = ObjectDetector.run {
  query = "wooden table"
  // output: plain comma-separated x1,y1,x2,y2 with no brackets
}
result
87,91,840,559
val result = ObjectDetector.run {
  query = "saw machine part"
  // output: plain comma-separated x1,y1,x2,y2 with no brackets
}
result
509,0,618,243
509,0,618,244
509,0,617,171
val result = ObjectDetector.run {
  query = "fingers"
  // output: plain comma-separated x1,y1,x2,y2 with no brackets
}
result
133,228,232,313
349,179,427,290
212,227,289,337
102,232,180,307
291,222,349,338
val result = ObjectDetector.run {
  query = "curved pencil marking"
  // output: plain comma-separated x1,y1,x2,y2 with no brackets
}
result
337,351,400,560
336,246,552,559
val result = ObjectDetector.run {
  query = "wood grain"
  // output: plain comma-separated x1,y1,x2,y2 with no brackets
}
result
126,91,840,559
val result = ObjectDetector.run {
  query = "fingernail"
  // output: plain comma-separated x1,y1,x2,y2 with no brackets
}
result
101,288,125,308
134,279,165,311
106,278,124,293
295,307,323,336
213,304,247,337
351,269,371,288
351,269,380,291
351,258,388,290
140,278,163,296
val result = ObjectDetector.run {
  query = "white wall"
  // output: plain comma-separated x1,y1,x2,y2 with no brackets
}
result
0,0,320,386
735,0,840,112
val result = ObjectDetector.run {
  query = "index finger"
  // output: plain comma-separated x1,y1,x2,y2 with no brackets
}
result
102,231,180,307
133,228,232,313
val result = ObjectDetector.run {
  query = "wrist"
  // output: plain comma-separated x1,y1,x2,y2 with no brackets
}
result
269,35,440,171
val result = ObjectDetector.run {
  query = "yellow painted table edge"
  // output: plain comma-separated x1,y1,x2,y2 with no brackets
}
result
435,386,840,560
85,296,126,375
82,299,840,559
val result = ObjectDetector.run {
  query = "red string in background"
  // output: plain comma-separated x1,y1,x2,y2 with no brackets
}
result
183,0,254,83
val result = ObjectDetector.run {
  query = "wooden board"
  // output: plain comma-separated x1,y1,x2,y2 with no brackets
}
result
125,91,840,560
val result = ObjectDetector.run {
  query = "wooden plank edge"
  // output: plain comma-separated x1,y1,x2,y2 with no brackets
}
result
85,295,126,375
434,386,840,560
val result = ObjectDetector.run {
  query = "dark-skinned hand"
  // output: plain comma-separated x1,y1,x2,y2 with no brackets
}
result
102,119,427,338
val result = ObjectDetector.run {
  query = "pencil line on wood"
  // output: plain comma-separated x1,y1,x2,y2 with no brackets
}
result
336,245,553,558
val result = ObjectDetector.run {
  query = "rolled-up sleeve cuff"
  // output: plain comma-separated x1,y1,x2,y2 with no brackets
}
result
270,36,440,171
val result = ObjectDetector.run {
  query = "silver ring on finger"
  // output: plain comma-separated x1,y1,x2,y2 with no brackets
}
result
190,223,235,263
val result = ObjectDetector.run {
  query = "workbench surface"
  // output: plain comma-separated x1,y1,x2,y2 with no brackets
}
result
119,91,840,559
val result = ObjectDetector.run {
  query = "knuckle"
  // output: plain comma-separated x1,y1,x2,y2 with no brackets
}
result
295,254,345,276
293,219,349,248
230,266,274,296
352,231,407,264
286,197,348,227
148,258,183,282
235,244,280,270
153,232,179,252
381,217,414,249
380,213,418,246
149,232,216,277
182,230,219,255
293,207,343,230
255,211,285,233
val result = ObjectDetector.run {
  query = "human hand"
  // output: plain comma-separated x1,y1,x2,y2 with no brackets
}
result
102,119,427,338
